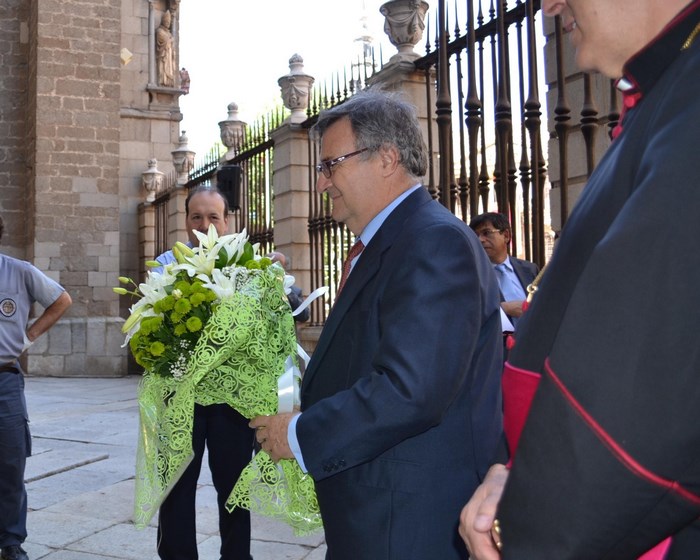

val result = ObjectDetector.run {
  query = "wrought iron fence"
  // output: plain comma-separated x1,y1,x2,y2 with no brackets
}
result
175,0,621,327
416,0,550,264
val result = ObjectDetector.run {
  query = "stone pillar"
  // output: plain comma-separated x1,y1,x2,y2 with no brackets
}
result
167,186,189,248
270,123,313,296
138,202,156,278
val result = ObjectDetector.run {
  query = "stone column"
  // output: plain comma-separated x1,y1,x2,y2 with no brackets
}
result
270,123,313,296
272,57,316,295
168,186,189,248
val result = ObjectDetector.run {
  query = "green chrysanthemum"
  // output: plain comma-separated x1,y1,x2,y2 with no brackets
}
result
190,292,207,307
174,298,191,314
186,316,203,332
149,341,166,356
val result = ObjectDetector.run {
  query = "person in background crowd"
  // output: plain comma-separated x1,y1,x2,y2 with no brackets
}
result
0,215,72,560
153,186,253,560
250,89,504,560
153,186,309,323
460,0,700,558
469,212,538,334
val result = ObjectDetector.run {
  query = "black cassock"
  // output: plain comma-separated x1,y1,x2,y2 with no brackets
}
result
498,2,700,558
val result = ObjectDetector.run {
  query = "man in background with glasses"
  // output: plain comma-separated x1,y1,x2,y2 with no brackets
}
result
250,89,504,559
469,212,539,336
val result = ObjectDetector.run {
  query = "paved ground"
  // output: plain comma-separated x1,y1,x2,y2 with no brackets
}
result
21,375,327,560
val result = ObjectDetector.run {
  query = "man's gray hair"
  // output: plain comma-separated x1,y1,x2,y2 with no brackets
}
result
312,88,428,178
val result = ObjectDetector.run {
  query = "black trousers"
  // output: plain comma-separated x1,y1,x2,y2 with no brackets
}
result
157,403,254,560
0,369,30,549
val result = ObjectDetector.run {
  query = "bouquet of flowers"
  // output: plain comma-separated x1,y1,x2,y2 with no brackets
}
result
115,225,322,534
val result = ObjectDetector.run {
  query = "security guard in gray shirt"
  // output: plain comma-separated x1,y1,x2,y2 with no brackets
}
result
0,216,72,560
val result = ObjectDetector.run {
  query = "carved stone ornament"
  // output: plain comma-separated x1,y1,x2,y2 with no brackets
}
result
171,131,196,184
218,102,247,161
278,54,315,124
380,0,429,62
142,158,165,202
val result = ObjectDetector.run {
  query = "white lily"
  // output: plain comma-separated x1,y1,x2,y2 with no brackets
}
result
215,228,248,265
199,267,241,301
192,224,238,252
282,273,295,296
171,245,218,277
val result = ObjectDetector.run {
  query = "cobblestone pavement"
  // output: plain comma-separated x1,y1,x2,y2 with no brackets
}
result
21,375,326,560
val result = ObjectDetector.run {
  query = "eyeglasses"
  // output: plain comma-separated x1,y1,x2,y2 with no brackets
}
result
315,148,368,178
476,229,504,238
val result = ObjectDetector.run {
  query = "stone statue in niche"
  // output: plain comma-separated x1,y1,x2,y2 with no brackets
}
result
156,10,175,87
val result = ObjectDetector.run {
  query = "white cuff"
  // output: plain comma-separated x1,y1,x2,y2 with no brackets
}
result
22,332,34,352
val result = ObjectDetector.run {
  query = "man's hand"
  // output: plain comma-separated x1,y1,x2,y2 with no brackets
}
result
501,300,525,318
250,412,296,462
459,463,509,560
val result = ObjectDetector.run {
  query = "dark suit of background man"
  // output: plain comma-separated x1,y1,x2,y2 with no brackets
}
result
469,212,538,333
250,89,504,560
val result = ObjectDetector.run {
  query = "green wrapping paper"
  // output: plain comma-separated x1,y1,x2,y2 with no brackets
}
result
132,267,321,534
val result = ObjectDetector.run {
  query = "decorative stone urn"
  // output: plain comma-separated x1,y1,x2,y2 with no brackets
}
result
218,102,246,161
171,131,196,184
278,54,315,124
380,0,430,63
142,158,164,202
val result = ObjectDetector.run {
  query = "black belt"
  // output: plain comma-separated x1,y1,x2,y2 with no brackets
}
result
0,363,19,374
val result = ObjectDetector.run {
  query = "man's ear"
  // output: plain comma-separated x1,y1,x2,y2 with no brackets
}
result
503,229,512,245
379,144,400,177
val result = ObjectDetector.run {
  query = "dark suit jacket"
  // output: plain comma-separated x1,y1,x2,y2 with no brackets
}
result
509,256,538,296
297,187,503,560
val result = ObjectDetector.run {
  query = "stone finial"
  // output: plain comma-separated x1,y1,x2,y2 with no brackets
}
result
218,102,247,161
380,0,429,63
278,54,315,124
171,131,196,184
142,158,164,202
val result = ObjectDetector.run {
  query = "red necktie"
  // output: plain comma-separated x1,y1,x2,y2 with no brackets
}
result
337,239,365,295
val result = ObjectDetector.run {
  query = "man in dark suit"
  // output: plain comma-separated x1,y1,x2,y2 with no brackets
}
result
250,89,504,559
469,212,538,332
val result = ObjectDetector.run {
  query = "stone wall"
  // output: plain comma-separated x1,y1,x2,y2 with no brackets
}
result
0,0,184,376
25,0,125,375
0,0,30,258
